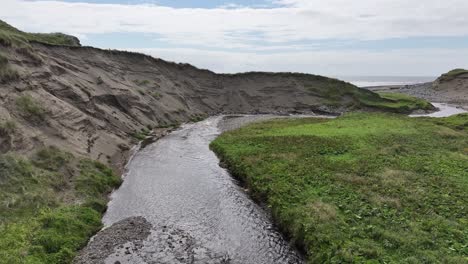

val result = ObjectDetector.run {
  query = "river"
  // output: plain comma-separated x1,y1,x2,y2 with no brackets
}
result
102,115,304,264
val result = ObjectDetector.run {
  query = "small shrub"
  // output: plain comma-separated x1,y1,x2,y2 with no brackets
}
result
137,89,145,96
16,95,46,121
32,146,73,172
96,76,103,85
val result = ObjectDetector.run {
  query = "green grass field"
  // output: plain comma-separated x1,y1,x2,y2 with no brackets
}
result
211,113,468,263
0,147,121,263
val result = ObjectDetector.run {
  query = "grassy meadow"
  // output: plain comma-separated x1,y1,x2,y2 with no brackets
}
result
0,147,121,263
211,113,468,263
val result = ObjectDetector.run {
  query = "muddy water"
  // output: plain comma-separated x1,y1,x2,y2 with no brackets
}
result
103,116,304,264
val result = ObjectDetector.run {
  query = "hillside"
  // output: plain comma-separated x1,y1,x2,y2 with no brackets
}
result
0,20,432,169
366,69,468,110
0,20,435,263
0,20,80,47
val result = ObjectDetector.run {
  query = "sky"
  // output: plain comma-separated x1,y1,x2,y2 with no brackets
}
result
1,0,468,76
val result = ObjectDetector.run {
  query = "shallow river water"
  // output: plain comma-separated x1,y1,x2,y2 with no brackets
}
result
103,115,304,264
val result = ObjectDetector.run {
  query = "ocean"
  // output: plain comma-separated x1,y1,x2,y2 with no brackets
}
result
336,76,436,88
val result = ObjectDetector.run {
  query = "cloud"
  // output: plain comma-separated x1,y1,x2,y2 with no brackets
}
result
1,0,467,75
130,47,468,76
2,0,468,48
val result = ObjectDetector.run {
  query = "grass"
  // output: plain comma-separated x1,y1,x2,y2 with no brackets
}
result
0,147,122,263
211,113,468,263
0,53,19,83
16,95,46,122
304,79,433,114
132,127,151,140
364,92,435,113
439,69,468,82
0,19,80,47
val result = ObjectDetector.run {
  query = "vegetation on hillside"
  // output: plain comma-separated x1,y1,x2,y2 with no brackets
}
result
0,147,122,263
439,68,468,82
305,78,434,113
211,113,468,263
0,52,19,83
16,95,46,122
365,92,434,113
0,19,80,47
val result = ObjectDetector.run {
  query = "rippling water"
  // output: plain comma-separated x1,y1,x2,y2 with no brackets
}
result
103,116,304,264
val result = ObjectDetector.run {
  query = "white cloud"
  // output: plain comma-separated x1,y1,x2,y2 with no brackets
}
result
1,0,468,75
2,0,468,45
130,47,468,76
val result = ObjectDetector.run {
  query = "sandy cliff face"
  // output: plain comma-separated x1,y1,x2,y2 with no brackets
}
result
0,43,377,171
432,72,468,106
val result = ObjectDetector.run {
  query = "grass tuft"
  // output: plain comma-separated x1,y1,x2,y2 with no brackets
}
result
16,95,46,121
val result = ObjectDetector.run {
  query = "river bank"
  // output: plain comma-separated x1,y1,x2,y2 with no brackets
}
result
210,112,468,263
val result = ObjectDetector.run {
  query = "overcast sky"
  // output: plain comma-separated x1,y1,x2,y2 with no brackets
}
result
1,0,468,76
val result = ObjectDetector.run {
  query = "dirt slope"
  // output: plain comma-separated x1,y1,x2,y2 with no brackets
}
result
0,42,391,171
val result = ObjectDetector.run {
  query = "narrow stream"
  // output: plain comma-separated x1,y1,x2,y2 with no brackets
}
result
103,115,304,264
